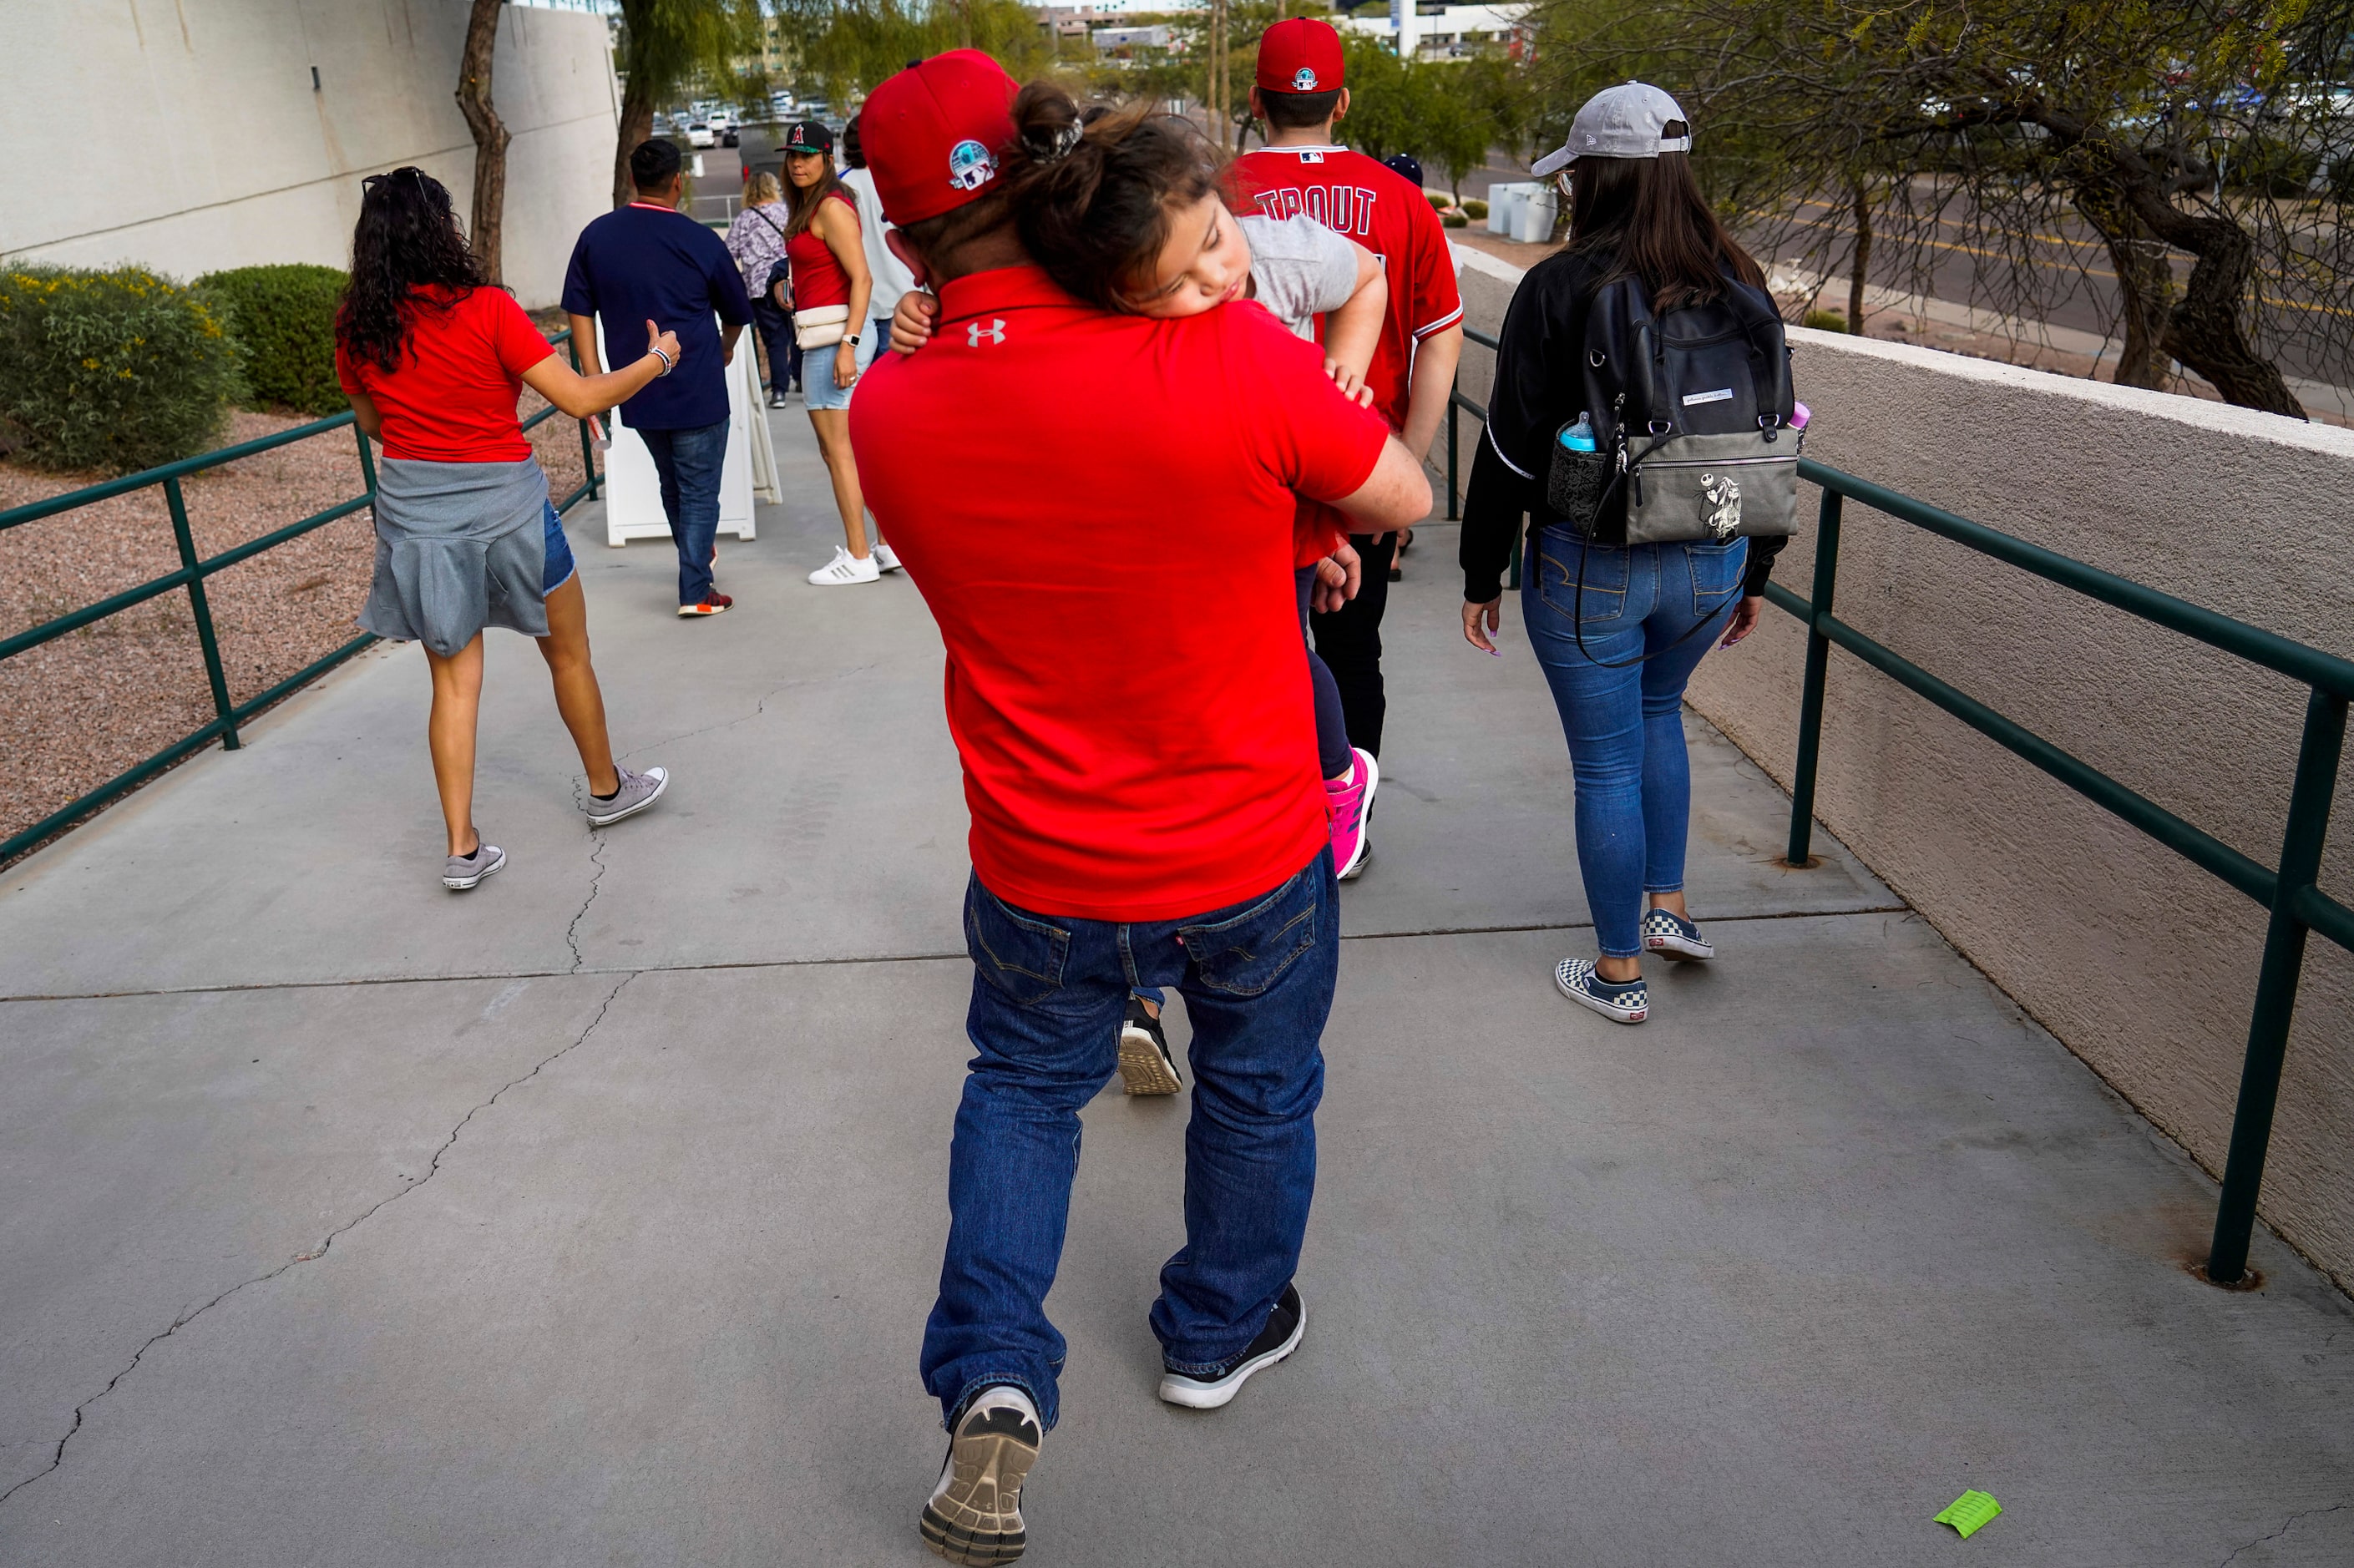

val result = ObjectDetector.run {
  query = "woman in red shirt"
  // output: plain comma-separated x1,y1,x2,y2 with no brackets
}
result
775,121,894,587
335,167,682,891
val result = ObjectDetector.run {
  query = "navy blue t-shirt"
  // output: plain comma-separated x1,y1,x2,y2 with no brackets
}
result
561,203,754,431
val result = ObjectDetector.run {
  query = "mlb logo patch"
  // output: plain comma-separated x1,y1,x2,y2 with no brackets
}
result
1298,149,1325,164
1292,67,1319,91
948,138,998,192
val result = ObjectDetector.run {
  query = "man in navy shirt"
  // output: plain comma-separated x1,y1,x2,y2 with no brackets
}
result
564,139,754,617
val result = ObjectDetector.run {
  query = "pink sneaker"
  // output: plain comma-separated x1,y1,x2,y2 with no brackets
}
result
1325,747,1378,882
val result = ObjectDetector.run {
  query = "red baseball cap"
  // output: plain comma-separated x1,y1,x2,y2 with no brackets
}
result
1254,18,1344,94
858,50,1020,226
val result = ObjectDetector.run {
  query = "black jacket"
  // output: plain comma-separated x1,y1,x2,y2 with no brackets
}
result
1459,247,1787,604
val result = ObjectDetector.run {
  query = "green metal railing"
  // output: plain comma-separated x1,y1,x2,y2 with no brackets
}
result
1,331,602,864
1442,331,2351,1287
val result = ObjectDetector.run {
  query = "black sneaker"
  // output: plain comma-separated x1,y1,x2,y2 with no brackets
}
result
1116,997,1181,1096
1157,1283,1305,1409
921,1385,1041,1565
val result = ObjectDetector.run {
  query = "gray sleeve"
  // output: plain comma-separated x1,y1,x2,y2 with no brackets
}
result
1239,214,1360,341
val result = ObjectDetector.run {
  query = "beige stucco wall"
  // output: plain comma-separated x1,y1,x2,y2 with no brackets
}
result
1450,246,2354,1293
0,1,618,309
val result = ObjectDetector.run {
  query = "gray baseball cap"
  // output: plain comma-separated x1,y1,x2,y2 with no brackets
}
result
1530,81,1693,176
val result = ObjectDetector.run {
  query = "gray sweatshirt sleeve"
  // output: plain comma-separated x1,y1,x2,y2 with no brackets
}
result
1238,214,1363,340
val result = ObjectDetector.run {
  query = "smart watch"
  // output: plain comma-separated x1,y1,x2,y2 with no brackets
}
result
844,333,862,346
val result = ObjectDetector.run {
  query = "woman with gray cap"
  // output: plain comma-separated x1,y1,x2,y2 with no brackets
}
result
1458,82,1790,1024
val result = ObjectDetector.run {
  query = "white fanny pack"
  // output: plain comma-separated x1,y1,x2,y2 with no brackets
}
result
793,304,850,349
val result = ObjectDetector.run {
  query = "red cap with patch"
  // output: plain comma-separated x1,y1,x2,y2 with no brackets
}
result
858,50,1020,226
1254,18,1344,95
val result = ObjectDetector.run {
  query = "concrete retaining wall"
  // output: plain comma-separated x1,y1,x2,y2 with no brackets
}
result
1451,245,2354,1293
0,1,618,309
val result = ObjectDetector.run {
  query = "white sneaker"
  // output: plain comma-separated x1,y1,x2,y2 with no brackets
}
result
808,548,882,586
873,541,903,574
921,1385,1040,1565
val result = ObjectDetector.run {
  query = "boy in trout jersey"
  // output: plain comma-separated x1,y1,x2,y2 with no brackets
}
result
1235,18,1462,857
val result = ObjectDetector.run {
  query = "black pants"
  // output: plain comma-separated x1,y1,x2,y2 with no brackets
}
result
750,297,797,389
1310,530,1397,757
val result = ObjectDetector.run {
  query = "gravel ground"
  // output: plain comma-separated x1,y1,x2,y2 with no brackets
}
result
1,390,598,858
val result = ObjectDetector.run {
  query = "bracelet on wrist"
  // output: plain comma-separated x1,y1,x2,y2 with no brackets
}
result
647,345,674,377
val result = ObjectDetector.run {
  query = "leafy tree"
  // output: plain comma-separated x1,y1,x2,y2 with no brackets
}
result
610,0,765,207
771,0,1058,111
1529,0,2354,416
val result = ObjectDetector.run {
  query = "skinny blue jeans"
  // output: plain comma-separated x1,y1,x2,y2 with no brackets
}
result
1521,528,1748,959
922,850,1338,1429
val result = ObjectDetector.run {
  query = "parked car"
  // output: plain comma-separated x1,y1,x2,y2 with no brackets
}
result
686,120,716,149
721,124,741,148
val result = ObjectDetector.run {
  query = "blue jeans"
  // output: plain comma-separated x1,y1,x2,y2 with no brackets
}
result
1521,528,1748,959
922,850,1339,1429
635,419,727,605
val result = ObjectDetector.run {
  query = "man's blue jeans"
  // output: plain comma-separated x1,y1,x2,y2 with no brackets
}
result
1521,528,1748,958
921,849,1338,1429
635,418,728,605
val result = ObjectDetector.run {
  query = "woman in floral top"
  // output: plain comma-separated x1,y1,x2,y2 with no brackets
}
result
724,171,797,405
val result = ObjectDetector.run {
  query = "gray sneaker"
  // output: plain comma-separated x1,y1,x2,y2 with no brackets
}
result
585,765,668,827
443,840,506,891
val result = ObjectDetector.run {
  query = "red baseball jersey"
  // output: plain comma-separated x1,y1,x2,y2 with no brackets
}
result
1233,145,1464,432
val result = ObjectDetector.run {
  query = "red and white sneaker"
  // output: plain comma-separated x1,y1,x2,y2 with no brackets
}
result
677,592,733,618
1325,746,1378,882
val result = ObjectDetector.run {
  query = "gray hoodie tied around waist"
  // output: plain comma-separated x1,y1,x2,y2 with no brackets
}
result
360,456,552,657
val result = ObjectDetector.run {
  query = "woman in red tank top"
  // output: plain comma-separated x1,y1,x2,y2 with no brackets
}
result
774,120,894,587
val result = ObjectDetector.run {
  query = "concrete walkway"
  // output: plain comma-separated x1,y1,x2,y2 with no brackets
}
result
3,408,2349,1567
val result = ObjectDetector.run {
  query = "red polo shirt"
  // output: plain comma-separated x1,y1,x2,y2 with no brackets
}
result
849,266,1390,921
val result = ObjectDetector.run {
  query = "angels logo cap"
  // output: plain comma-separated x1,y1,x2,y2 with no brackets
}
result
858,49,1020,225
782,119,834,155
1254,18,1344,95
1530,81,1693,176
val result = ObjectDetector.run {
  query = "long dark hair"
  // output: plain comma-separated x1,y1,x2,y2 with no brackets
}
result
781,150,850,241
336,167,483,373
1004,81,1223,313
1568,131,1765,312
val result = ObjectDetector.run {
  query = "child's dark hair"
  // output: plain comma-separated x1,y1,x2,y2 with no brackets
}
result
1005,81,1223,313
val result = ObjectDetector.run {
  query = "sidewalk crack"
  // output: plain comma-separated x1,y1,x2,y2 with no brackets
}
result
0,971,638,1516
615,661,881,761
2220,1500,2347,1566
564,809,610,974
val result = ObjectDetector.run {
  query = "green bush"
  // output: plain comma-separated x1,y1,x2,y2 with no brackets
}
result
1461,198,1489,220
0,264,245,474
1802,308,1851,333
1425,190,1448,209
197,263,347,415
1442,211,1470,228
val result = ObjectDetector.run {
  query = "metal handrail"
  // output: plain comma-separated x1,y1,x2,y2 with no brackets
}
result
2,328,604,864
1439,341,2349,1288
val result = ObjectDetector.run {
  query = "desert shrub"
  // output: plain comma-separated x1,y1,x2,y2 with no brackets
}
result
0,264,245,474
1425,190,1448,209
1461,198,1489,220
197,264,348,415
1443,210,1470,227
1802,308,1850,333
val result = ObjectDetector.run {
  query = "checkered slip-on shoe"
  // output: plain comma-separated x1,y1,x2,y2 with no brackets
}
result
1555,958,1648,1024
1641,908,1715,961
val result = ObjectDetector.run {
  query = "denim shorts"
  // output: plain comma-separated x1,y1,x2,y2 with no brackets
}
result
542,499,577,593
801,332,874,411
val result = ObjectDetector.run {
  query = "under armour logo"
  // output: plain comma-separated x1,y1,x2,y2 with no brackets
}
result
967,319,1007,346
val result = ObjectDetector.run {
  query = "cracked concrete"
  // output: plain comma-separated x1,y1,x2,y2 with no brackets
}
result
3,405,2349,1564
0,974,633,1510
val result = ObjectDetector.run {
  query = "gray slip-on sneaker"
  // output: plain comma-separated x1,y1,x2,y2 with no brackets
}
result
585,765,668,828
443,841,506,891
